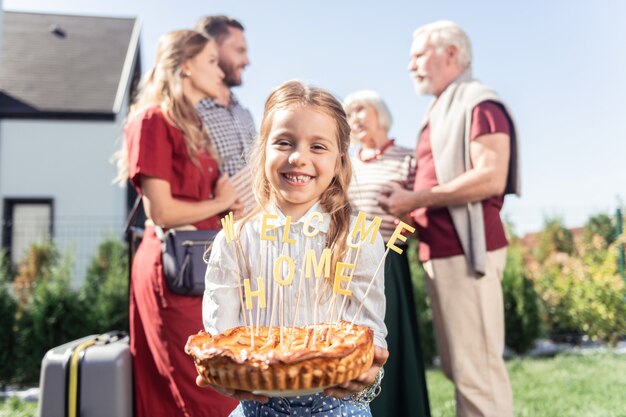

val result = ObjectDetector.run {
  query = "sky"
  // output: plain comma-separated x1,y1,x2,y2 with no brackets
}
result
3,0,626,234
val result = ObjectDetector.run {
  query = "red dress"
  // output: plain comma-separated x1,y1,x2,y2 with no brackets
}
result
126,106,238,417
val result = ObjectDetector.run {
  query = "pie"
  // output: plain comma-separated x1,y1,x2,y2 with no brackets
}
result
185,320,374,392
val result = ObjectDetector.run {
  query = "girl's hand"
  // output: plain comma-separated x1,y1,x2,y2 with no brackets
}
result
214,174,239,211
196,375,269,403
323,346,389,399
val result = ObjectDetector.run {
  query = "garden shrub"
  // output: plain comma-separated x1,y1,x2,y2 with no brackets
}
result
530,241,626,345
13,252,91,384
576,238,626,344
502,239,543,354
12,241,58,307
5,238,131,385
82,237,129,332
0,252,18,386
582,213,616,248
407,242,437,365
534,218,575,263
581,214,618,266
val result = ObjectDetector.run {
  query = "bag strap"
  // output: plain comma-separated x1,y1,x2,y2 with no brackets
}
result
123,195,142,350
124,195,143,240
123,195,166,241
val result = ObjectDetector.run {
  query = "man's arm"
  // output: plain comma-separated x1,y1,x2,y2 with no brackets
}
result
377,132,510,218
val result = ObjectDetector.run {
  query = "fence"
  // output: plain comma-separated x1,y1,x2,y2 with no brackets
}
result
2,217,125,285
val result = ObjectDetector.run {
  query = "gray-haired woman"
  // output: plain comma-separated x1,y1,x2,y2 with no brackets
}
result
345,90,430,417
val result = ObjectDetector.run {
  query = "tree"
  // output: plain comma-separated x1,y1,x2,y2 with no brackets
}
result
534,217,574,262
82,237,129,332
583,213,616,248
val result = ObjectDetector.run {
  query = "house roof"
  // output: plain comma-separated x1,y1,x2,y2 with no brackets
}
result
0,11,141,120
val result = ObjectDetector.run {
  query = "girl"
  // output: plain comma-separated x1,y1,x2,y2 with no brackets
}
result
116,30,240,417
199,80,389,417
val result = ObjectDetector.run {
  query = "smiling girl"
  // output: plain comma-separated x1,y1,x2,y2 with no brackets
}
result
198,80,389,417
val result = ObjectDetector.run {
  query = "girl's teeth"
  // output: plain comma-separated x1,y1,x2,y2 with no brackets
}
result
286,174,311,183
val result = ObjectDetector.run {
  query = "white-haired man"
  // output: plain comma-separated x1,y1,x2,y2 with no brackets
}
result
378,21,519,417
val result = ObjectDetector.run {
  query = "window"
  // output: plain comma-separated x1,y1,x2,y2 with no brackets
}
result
2,198,53,265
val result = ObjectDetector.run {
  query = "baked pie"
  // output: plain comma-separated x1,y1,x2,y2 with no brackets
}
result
185,320,374,393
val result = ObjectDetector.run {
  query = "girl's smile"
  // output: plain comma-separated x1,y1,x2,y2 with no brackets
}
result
281,172,314,185
265,107,340,220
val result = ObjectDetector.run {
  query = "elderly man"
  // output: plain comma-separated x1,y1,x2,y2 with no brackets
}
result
195,15,256,177
378,21,519,417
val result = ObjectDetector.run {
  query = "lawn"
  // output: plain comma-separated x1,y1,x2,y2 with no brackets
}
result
427,352,626,417
2,352,625,417
0,397,36,417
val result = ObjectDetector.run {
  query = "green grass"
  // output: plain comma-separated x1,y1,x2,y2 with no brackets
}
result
427,352,626,417
2,353,626,417
0,397,36,417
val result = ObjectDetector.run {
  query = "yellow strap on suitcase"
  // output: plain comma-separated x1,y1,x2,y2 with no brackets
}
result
67,337,98,417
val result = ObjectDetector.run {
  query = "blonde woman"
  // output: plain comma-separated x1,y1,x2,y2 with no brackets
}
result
116,30,239,417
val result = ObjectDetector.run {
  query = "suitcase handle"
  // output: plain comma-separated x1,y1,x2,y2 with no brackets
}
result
94,331,128,345
67,338,97,417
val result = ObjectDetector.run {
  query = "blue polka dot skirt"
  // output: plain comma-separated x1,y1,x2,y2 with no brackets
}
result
229,393,372,417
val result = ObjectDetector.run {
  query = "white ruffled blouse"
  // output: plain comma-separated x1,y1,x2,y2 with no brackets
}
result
203,202,388,348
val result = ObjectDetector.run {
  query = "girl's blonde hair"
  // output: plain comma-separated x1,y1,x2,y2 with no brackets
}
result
115,30,216,182
245,80,353,277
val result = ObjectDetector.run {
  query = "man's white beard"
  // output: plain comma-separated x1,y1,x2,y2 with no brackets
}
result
412,79,434,95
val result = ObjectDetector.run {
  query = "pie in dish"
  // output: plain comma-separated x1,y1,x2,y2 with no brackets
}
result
185,320,374,393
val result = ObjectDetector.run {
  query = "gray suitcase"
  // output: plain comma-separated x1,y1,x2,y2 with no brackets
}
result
38,331,133,417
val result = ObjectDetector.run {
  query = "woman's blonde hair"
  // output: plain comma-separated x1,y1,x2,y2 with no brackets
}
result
244,80,353,279
115,30,216,182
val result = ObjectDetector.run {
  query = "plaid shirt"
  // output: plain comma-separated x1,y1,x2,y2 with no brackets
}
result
196,93,257,176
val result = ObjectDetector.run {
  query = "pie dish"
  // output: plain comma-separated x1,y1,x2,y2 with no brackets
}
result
185,320,374,392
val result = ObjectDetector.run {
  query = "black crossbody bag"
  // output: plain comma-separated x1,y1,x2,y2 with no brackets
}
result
157,227,217,295
125,196,217,296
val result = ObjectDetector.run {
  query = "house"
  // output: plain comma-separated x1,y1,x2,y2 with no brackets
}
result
0,9,141,284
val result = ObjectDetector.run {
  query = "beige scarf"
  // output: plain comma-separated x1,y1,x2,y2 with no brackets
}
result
419,69,520,276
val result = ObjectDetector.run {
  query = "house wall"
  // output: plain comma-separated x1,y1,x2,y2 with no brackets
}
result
0,116,127,286
0,1,3,60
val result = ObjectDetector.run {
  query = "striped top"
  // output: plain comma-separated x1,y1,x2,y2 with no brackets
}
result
349,143,416,243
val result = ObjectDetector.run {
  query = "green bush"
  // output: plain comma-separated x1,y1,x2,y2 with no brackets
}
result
0,252,18,386
530,241,626,345
407,242,437,366
13,252,91,384
534,217,575,262
0,237,131,385
502,239,544,354
583,213,616,248
82,237,129,332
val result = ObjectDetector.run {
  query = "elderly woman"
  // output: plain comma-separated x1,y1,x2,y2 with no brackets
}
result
345,90,430,417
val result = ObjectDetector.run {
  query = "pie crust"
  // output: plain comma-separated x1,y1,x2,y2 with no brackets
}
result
185,321,374,392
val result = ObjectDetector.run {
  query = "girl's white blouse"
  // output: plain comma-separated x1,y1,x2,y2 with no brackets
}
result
203,203,388,348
